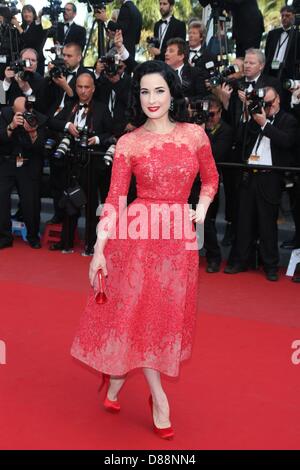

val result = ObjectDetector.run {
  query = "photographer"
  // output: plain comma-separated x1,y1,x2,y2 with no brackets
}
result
94,49,132,137
199,0,264,57
150,0,186,61
56,3,86,51
0,96,47,250
0,4,21,79
226,49,281,132
264,5,300,110
188,95,233,272
188,21,215,72
114,0,142,58
10,5,47,75
45,42,87,116
224,87,298,281
48,72,114,253
44,2,86,51
2,48,43,108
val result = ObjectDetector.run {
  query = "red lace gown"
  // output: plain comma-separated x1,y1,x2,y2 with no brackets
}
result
71,122,219,377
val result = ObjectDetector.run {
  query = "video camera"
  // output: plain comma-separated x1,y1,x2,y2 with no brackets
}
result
99,52,122,76
41,0,64,22
189,99,210,125
77,0,113,13
146,37,160,49
205,61,239,88
245,88,266,115
0,1,20,21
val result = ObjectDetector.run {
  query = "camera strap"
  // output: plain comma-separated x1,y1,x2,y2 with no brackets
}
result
252,117,274,155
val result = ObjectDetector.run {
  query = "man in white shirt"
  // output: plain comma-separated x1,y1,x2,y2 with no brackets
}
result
224,87,298,281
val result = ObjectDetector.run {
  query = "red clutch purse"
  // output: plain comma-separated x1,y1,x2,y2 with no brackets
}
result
94,269,108,304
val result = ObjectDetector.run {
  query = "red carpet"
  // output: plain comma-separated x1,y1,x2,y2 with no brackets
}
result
1,239,300,450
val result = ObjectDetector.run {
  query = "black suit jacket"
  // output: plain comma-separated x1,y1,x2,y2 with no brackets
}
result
5,72,44,109
20,23,47,57
56,22,86,50
48,99,113,147
116,1,142,57
207,120,234,164
180,64,207,102
153,16,186,61
94,74,131,137
42,66,89,116
242,109,298,203
0,106,47,176
264,27,300,80
227,74,282,131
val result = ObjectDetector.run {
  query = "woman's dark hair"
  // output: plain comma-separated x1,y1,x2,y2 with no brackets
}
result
22,5,37,24
128,60,188,127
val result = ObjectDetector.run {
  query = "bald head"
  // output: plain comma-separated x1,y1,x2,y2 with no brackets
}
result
76,73,95,103
13,97,26,113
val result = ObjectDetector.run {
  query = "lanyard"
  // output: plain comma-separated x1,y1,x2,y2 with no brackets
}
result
253,118,274,154
275,31,289,59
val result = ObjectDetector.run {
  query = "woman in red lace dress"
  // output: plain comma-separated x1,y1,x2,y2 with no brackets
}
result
71,61,218,439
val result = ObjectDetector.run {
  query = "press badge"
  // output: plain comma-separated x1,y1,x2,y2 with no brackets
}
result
16,156,24,168
248,154,260,163
271,60,281,70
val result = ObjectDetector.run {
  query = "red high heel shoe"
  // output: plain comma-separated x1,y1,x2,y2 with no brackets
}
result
99,373,121,413
148,395,174,439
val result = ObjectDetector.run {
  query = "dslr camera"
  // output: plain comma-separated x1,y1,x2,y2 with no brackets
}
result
53,126,91,159
246,88,266,115
189,99,210,125
146,37,160,49
23,96,38,128
49,57,68,79
99,52,122,76
9,58,33,81
205,61,239,88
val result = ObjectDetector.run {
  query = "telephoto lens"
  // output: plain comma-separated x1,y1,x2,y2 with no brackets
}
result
53,136,72,159
103,144,116,166
283,79,300,90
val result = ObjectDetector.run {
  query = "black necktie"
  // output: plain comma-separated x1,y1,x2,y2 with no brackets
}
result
78,103,88,110
161,20,167,24
64,23,69,28
190,49,200,53
68,72,76,78
246,81,256,88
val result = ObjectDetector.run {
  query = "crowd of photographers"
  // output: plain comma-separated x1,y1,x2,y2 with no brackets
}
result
0,0,300,282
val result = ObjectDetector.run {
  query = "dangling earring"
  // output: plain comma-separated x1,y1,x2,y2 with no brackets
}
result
169,98,174,112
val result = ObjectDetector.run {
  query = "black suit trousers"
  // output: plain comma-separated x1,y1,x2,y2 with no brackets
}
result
60,158,112,252
235,172,279,271
0,159,41,243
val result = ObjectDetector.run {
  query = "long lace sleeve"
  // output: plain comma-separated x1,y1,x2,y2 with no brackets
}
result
197,128,219,200
98,134,132,235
